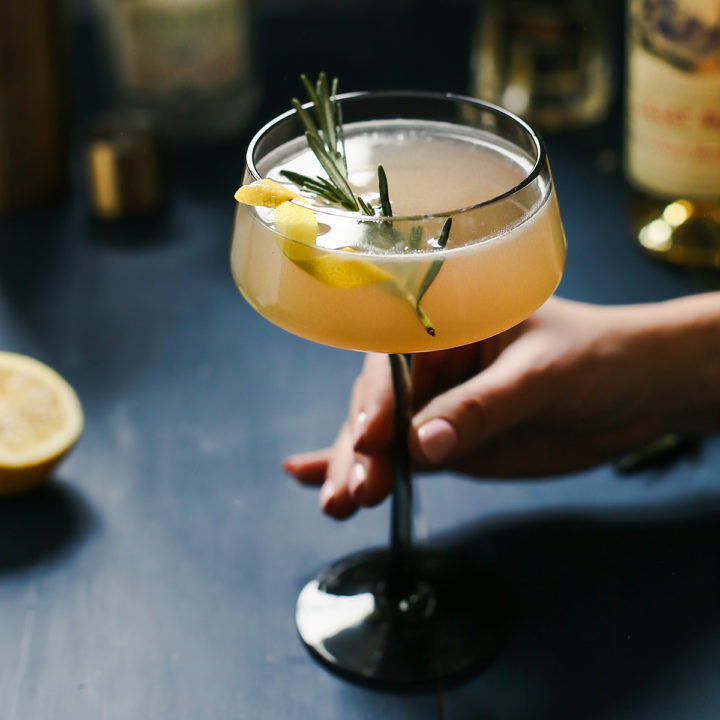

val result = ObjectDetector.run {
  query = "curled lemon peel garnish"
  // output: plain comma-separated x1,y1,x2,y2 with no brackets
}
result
234,178,303,208
236,179,392,289
235,178,319,245
273,200,319,246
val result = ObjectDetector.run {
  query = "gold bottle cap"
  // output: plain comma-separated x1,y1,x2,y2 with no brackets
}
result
85,112,164,220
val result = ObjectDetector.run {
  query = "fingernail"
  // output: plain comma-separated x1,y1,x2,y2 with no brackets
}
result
351,411,368,448
417,418,457,464
349,461,367,502
282,457,297,476
319,482,336,512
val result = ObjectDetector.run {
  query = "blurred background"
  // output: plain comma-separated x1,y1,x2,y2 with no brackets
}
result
0,0,626,226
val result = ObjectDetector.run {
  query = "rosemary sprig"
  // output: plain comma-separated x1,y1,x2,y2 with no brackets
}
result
415,218,452,336
301,73,339,164
378,165,393,219
408,226,424,250
281,73,451,337
282,72,369,213
280,170,347,206
374,166,451,337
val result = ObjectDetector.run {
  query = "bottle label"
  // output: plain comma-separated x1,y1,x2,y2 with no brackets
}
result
627,0,720,199
109,0,250,98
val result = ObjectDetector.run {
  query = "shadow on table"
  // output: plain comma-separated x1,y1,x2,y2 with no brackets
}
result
0,480,97,572
437,495,720,720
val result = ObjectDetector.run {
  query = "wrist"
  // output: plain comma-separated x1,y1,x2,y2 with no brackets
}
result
633,292,720,435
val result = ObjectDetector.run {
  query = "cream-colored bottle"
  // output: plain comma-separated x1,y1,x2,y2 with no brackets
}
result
626,0,720,267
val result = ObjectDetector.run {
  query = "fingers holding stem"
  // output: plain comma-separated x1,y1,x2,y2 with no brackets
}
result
284,353,398,520
283,423,395,520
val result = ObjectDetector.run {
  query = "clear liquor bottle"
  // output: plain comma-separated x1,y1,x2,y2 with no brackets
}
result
470,0,613,132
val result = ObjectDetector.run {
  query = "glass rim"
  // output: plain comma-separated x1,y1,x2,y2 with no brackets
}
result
243,90,548,222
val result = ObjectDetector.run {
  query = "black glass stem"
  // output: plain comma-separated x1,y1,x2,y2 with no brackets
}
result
387,353,415,600
295,349,514,687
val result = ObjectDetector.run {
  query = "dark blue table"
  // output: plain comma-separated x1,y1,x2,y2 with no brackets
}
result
1,5,718,719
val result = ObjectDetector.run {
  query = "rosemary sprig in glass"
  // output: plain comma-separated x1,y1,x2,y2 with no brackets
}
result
280,73,451,337
281,73,372,214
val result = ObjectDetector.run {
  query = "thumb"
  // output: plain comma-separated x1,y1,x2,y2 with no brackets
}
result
408,358,538,468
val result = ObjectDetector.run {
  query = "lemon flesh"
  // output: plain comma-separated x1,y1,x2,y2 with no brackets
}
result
236,182,393,290
0,352,84,494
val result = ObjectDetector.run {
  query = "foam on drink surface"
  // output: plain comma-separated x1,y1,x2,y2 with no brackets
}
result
259,120,536,253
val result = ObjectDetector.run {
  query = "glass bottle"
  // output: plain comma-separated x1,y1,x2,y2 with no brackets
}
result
0,0,70,210
470,0,614,132
626,0,720,267
92,0,258,143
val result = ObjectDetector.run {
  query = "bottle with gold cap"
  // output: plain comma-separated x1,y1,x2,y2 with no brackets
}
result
91,0,258,143
626,0,720,268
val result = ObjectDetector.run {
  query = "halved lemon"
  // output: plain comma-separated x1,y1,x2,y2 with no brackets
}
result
0,352,84,494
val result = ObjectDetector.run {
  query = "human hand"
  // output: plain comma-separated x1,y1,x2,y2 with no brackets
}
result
283,294,720,519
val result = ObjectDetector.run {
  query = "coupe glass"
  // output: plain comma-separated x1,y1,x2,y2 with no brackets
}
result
231,92,566,686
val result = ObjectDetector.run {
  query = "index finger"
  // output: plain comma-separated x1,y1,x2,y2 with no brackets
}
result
351,353,395,454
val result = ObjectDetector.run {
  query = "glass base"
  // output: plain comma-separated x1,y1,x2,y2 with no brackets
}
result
632,196,720,269
296,547,513,688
